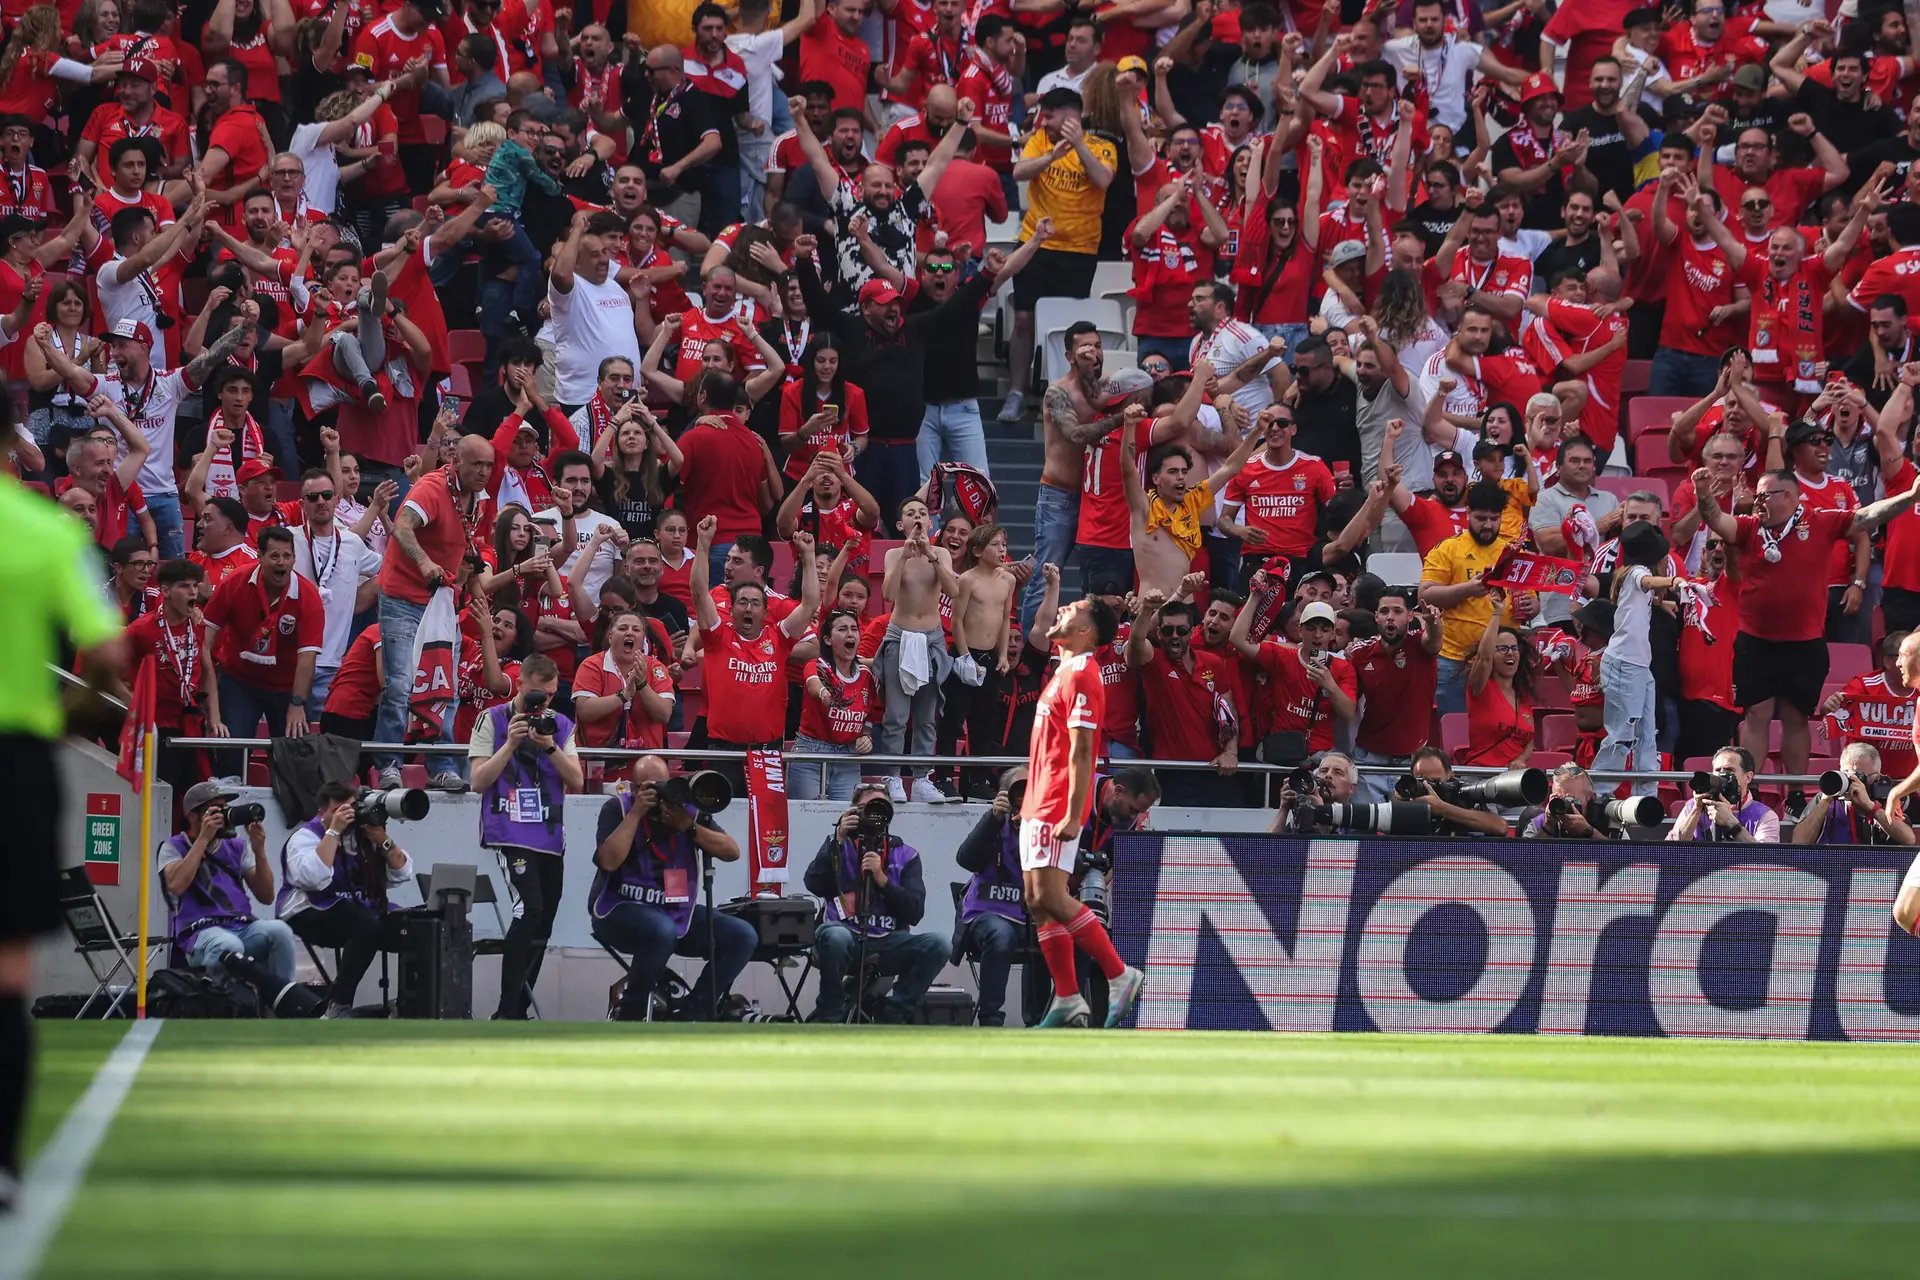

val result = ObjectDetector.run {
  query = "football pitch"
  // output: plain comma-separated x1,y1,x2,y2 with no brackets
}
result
12,1023,1920,1278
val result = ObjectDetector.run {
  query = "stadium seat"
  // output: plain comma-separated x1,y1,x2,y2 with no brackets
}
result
448,329,488,371
447,365,475,400
1632,434,1674,476
770,539,796,590
1646,466,1691,503
401,765,430,789
1536,713,1578,752
1626,396,1692,444
1366,551,1424,585
1529,751,1572,770
667,731,691,750
1830,643,1873,680
421,116,448,146
1440,713,1468,754
1090,260,1133,302
1036,298,1127,385
678,659,703,691
1620,359,1651,397
1102,350,1140,376
1595,476,1649,507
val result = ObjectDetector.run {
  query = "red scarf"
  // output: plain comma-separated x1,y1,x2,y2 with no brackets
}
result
585,393,616,451
573,56,617,111
1750,265,1824,393
1128,221,1208,299
1503,124,1569,181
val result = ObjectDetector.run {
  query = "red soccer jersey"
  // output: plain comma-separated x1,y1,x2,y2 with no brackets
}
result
877,113,935,167
353,18,448,145
676,412,768,542
1021,650,1106,826
799,658,880,744
673,306,765,383
1347,634,1440,755
1138,647,1235,762
1661,234,1740,357
572,650,674,748
1731,506,1853,641
1544,299,1628,455
1824,671,1918,780
1127,217,1215,338
702,621,797,743
1199,123,1261,179
1677,576,1737,709
1230,186,1315,326
1741,256,1836,386
954,58,1016,170
1849,245,1920,334
898,31,964,109
1449,249,1532,301
1400,495,1469,558
795,494,874,579
799,18,875,114
124,609,209,730
767,130,809,177
1880,462,1920,592
378,466,486,605
1333,95,1430,183
1712,165,1828,230
1253,642,1355,753
1792,470,1860,587
1093,628,1140,751
203,568,325,693
343,102,407,199
1077,417,1156,550
1222,452,1337,557
1659,22,1768,93
80,102,191,186
324,624,383,720
779,379,870,479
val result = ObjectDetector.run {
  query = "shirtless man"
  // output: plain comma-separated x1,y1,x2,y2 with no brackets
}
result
878,495,962,804
952,523,1017,675
1021,323,1118,631
1122,401,1263,597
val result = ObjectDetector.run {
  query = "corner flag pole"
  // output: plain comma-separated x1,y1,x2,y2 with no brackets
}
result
135,725,155,1019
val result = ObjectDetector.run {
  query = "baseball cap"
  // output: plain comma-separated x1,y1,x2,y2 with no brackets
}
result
1784,418,1832,448
1622,6,1660,26
1328,240,1367,268
1730,64,1768,92
0,213,39,244
237,458,284,485
118,55,159,83
1471,440,1507,462
1299,601,1339,627
1432,448,1467,471
1520,72,1562,103
1100,367,1157,406
182,780,240,813
343,51,376,78
857,279,902,306
1116,54,1149,75
107,318,154,346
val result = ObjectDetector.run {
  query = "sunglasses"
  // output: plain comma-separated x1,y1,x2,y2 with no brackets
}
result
1741,199,1771,209
922,262,955,274
303,490,335,501
1161,625,1193,636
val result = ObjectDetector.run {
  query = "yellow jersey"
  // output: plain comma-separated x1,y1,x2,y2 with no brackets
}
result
1421,530,1518,661
1146,476,1220,559
1019,132,1118,256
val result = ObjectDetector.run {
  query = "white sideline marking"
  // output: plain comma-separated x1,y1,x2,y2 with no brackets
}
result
0,1019,162,1280
1067,1187,1920,1225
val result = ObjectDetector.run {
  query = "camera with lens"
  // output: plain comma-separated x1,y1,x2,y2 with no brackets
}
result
645,769,734,814
1820,769,1893,803
1394,768,1547,810
1005,778,1027,815
1309,800,1438,835
1548,794,1663,831
1689,769,1742,803
521,688,558,739
856,794,894,845
214,801,266,838
354,787,430,824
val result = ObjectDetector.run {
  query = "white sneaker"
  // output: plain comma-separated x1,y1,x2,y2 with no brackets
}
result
323,1003,353,1020
997,390,1026,422
1035,993,1090,1028
886,776,908,804
1105,965,1145,1028
910,776,945,804
375,766,403,789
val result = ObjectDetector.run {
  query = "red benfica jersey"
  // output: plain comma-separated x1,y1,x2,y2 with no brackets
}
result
1792,470,1859,588
1022,650,1106,826
1824,672,1918,779
1333,95,1429,180
1448,248,1531,300
124,609,209,730
1849,245,1920,336
672,306,765,384
1252,642,1355,752
1095,627,1140,751
702,621,797,744
203,568,325,693
190,543,259,595
1199,123,1262,178
796,494,873,578
80,102,191,186
1222,452,1337,557
1077,417,1155,550
1347,634,1439,756
1881,461,1920,592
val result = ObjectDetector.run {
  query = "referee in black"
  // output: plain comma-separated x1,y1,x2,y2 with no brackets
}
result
1,473,126,1210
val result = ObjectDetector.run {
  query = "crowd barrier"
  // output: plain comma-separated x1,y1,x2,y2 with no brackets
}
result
1108,834,1920,1041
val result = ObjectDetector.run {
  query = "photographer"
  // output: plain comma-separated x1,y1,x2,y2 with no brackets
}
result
158,782,295,984
1791,745,1917,847
589,756,757,1021
277,781,415,1019
1667,746,1780,843
804,783,948,1024
470,653,586,1021
1523,763,1612,841
1269,752,1360,834
1397,747,1508,837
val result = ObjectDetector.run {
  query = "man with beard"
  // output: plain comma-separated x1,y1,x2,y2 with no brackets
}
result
1343,322,1432,495
781,104,872,229
74,55,191,187
1219,403,1337,592
1711,121,1848,230
1126,177,1228,372
1435,211,1531,328
195,60,274,230
1298,48,1429,184
1389,442,1471,555
1843,295,1917,411
202,525,326,762
1658,0,1770,97
1345,587,1443,800
765,81,838,215
1128,591,1241,806
887,0,968,111
682,2,753,232
1419,304,1543,431
914,231,1048,482
1418,479,1520,716
878,84,958,168
1384,0,1532,136
1769,37,1899,155
1022,321,1102,627
1559,57,1656,206
55,405,154,550
1722,192,1871,415
1491,73,1595,231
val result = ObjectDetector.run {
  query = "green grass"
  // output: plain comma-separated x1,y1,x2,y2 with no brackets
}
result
25,1023,1920,1278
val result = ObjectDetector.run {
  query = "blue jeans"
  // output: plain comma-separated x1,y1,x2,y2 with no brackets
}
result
962,912,1023,1026
1020,482,1079,631
1105,741,1139,761
1593,653,1658,796
1352,747,1414,801
856,441,920,536
306,665,337,717
1647,348,1722,399
187,918,297,985
1135,335,1192,371
146,489,184,560
706,541,732,591
215,672,291,776
917,399,990,487
265,398,299,473
372,594,462,777
483,212,546,320
812,923,949,1022
592,902,757,1021
1436,655,1468,719
1254,322,1312,367
788,734,863,801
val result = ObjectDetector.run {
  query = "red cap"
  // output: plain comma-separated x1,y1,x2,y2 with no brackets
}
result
119,56,159,84
1520,72,1561,103
858,279,902,306
236,458,283,485
107,318,154,347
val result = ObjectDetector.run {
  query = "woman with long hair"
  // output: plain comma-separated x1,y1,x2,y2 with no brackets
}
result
793,608,879,801
24,279,101,477
480,504,558,600
453,585,533,742
69,0,118,55
572,607,675,754
1220,144,1254,274
779,334,869,483
591,400,682,541
1371,266,1446,369
1464,588,1536,767
1231,133,1323,353
0,6,120,125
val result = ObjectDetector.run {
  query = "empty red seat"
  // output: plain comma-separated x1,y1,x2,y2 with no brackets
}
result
400,764,430,789
1440,713,1469,754
1619,359,1652,397
1631,434,1674,476
1536,713,1578,752
1829,643,1873,681
1626,396,1694,444
1528,750,1572,770
448,329,488,370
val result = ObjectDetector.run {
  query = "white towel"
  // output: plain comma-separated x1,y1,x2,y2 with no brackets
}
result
952,653,984,687
899,629,932,695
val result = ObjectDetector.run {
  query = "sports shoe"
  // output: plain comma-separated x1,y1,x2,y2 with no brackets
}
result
996,390,1026,422
910,776,946,804
323,1003,354,1020
428,772,469,792
375,765,403,789
1105,965,1145,1028
887,776,908,804
1035,993,1090,1028
0,1167,17,1214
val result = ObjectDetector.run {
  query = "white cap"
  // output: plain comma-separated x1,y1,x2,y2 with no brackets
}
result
1299,601,1338,626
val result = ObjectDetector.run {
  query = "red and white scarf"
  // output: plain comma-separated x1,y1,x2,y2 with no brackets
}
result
203,411,266,501
1503,125,1569,180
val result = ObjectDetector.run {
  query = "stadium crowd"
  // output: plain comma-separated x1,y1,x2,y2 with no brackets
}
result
14,0,1920,846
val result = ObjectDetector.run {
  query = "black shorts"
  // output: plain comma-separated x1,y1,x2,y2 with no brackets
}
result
0,734,64,941
1011,249,1100,312
1731,633,1830,717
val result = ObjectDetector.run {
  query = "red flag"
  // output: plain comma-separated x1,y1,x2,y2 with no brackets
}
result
1484,547,1586,595
117,655,156,793
745,748,790,890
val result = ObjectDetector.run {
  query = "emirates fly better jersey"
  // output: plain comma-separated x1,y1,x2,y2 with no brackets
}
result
1022,650,1106,827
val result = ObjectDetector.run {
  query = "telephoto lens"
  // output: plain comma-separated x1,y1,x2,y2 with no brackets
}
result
224,801,266,827
1820,770,1846,799
355,787,431,823
1597,796,1665,828
1452,768,1548,808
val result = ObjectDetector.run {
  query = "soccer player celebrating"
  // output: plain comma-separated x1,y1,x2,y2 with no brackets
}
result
1019,593,1145,1029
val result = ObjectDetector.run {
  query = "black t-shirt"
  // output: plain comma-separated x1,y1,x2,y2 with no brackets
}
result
1796,81,1899,159
1490,130,1570,229
1716,100,1787,147
1407,200,1463,255
636,589,691,642
1844,134,1920,198
1558,104,1656,206
1293,380,1361,475
977,641,1052,750
1533,235,1603,292
627,77,720,197
595,467,666,541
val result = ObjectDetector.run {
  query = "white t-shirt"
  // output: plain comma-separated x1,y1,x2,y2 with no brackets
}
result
533,505,622,601
1500,230,1555,263
1383,34,1483,134
1191,319,1278,416
98,366,190,495
548,270,640,406
1618,46,1671,113
279,824,413,918
726,29,786,139
287,122,342,215
292,524,378,668
1607,564,1654,667
96,258,170,368
1036,64,1095,98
